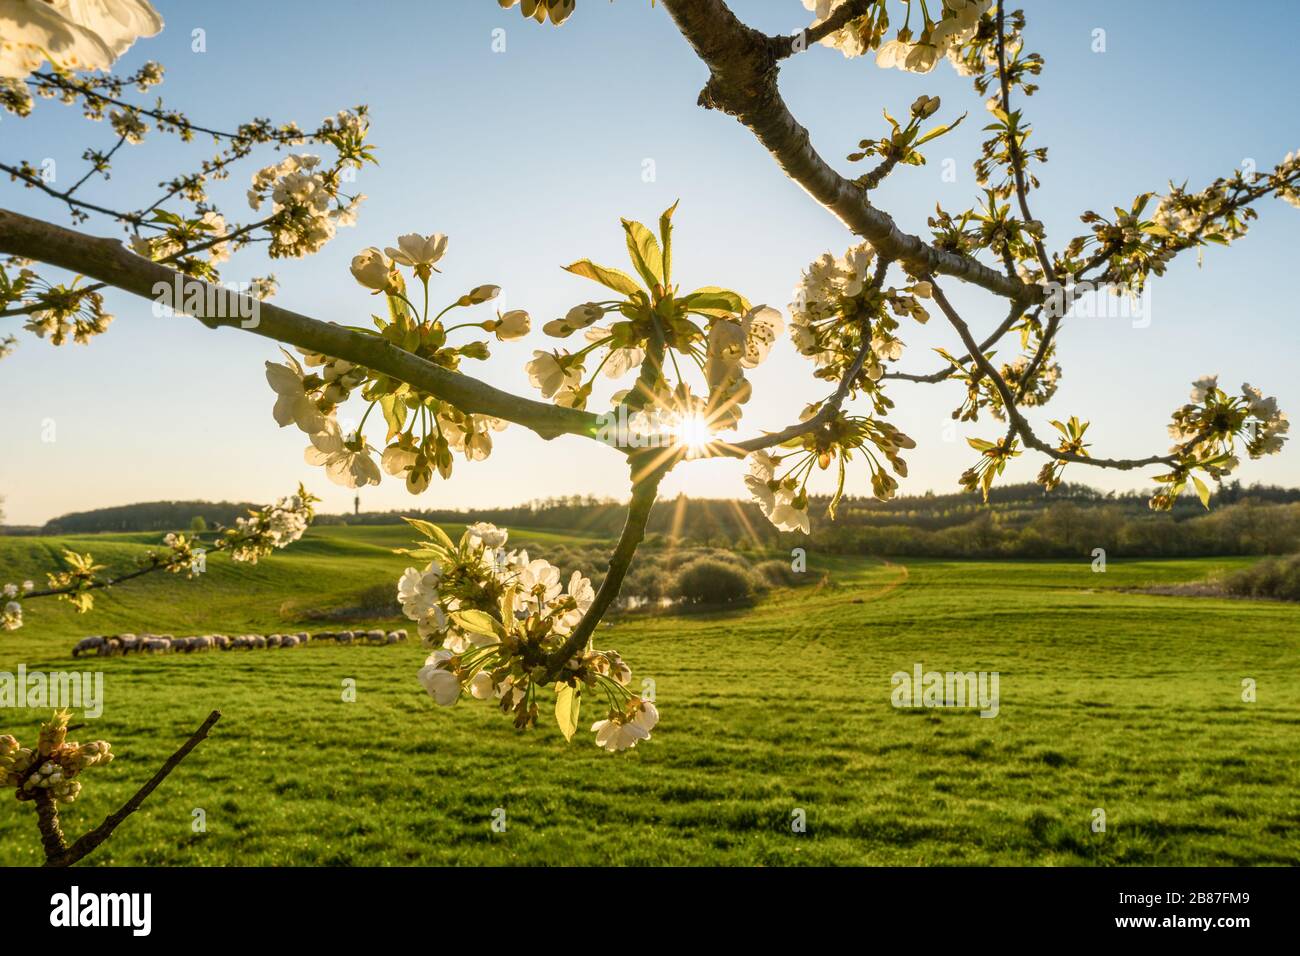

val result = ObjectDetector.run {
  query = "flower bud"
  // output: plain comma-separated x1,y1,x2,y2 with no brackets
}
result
350,247,395,292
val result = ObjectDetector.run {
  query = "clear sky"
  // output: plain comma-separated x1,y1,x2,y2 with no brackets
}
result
2,0,1297,525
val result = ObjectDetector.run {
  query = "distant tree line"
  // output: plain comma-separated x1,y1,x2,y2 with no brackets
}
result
32,500,261,535
12,482,1300,559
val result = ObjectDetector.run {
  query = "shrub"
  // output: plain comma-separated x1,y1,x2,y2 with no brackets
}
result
754,559,801,588
672,558,756,604
1223,554,1300,601
625,564,673,603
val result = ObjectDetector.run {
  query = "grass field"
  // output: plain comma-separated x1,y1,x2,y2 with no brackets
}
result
0,525,1296,866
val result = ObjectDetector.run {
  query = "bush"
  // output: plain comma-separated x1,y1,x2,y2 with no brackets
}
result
1223,554,1300,601
625,564,673,603
754,559,801,588
671,558,756,604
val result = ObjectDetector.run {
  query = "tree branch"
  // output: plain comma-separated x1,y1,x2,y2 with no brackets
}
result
660,0,1041,306
0,207,603,443
926,278,1173,471
994,5,1054,284
773,0,873,57
541,456,668,680
884,301,1032,384
46,710,222,868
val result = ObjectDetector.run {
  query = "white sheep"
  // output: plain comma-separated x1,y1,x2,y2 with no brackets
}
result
72,636,105,658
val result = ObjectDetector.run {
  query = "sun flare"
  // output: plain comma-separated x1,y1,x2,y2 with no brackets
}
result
671,412,715,455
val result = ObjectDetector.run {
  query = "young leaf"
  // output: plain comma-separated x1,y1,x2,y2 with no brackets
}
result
659,200,679,285
452,609,505,639
554,683,581,742
564,259,643,297
386,291,414,333
1191,474,1212,509
621,218,664,290
379,394,406,442
680,287,748,317
828,453,846,520
402,517,455,551
915,114,968,147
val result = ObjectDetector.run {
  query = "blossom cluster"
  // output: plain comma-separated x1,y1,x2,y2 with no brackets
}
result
21,282,114,347
1,711,114,805
1062,149,1300,288
2,579,34,632
789,240,928,392
247,146,367,259
531,204,779,440
804,0,993,73
266,232,521,491
1,488,316,634
220,486,319,564
745,410,915,535
1149,377,1289,510
397,520,658,752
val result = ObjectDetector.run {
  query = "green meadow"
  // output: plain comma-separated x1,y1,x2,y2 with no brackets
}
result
0,526,1295,866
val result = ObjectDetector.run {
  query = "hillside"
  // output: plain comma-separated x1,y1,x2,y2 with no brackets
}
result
14,481,1300,559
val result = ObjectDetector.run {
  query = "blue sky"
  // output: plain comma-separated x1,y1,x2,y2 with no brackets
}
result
2,0,1297,525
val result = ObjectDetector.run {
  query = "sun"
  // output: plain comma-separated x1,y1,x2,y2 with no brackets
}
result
671,412,715,455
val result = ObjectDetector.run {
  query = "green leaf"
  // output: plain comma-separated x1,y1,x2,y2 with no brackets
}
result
828,454,846,520
659,200,679,286
680,287,748,317
1191,474,1212,509
379,394,406,442
402,517,455,551
392,546,447,562
563,259,643,297
621,218,664,290
915,112,967,146
452,609,504,639
554,682,581,742
386,292,414,333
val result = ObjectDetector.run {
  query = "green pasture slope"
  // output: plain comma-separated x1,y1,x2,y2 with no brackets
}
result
0,525,1295,865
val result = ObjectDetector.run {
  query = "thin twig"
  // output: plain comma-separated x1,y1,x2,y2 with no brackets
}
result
44,710,223,868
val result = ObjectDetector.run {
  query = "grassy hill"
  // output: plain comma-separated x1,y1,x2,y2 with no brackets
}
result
0,526,1295,865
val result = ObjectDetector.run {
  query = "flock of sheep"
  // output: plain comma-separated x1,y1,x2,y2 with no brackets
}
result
71,629,409,657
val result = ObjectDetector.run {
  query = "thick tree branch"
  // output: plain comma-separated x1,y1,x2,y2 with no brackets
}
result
661,0,1041,306
0,207,603,443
